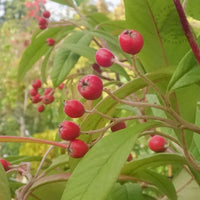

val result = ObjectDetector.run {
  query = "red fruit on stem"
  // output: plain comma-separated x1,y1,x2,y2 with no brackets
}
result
64,100,85,118
42,95,54,104
111,121,126,132
119,29,144,55
0,159,11,171
58,83,65,90
37,104,45,112
68,139,89,158
38,17,47,26
95,48,114,67
32,79,42,89
29,88,38,96
39,24,48,30
42,10,51,18
46,38,55,46
148,135,166,152
44,88,54,95
59,121,80,141
77,74,103,100
31,93,42,103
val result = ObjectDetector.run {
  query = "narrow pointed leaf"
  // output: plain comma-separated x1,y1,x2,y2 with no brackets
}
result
0,165,11,200
51,31,92,86
61,122,161,200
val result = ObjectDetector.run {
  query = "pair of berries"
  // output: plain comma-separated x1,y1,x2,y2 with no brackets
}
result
95,29,144,68
58,121,88,158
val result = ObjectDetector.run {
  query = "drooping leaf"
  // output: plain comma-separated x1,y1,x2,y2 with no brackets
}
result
50,0,83,6
134,169,177,200
0,164,11,200
106,182,145,200
61,122,161,200
121,153,186,175
124,0,190,72
51,31,92,86
18,26,74,80
167,49,200,91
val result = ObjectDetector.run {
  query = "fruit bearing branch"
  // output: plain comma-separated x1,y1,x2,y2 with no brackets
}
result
173,0,200,66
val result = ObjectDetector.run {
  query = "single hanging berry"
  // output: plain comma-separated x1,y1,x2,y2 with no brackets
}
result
95,48,114,67
148,135,166,152
119,29,144,55
77,74,103,100
64,100,85,118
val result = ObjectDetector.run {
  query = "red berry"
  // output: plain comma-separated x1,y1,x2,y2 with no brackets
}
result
42,95,54,104
64,100,85,118
58,83,65,90
95,48,114,67
42,10,51,18
44,88,54,95
39,24,48,30
0,159,11,171
59,121,80,141
32,79,42,89
38,18,47,26
46,38,55,46
127,154,133,162
119,30,144,55
111,121,126,132
31,93,42,103
148,135,166,152
77,75,103,100
37,104,45,112
92,63,102,74
29,88,38,96
68,139,89,158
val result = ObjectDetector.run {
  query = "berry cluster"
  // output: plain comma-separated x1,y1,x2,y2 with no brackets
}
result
29,79,65,113
38,10,51,30
58,99,88,158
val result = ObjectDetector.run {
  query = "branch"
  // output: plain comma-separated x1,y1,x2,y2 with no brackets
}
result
173,0,200,66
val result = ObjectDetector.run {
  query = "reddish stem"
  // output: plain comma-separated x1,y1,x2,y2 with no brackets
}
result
173,0,200,66
0,136,67,149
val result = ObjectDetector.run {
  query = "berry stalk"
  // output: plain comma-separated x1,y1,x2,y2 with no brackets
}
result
0,136,67,149
173,0,200,66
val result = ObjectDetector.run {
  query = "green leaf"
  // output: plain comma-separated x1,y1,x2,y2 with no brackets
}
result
61,122,161,200
168,47,200,91
134,169,177,200
124,0,190,72
0,164,11,200
121,153,186,175
51,31,92,86
185,0,200,20
18,26,74,80
106,183,145,200
50,0,83,6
